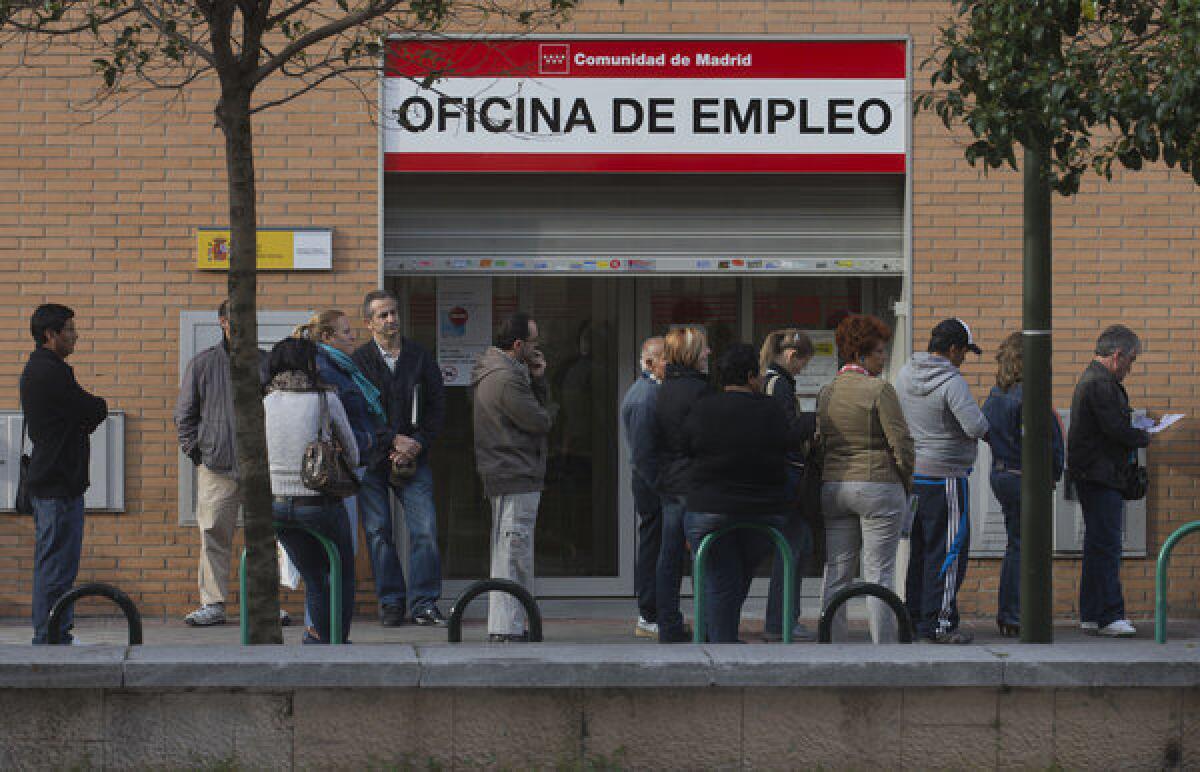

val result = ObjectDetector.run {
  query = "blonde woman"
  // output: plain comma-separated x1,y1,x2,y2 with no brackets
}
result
652,326,711,643
294,310,386,468
982,331,1064,637
759,328,817,641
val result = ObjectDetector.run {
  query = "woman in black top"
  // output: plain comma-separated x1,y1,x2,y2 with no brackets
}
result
759,328,817,641
683,344,810,643
653,325,711,643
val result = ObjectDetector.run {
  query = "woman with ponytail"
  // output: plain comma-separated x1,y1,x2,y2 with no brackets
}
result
294,311,386,468
758,328,817,642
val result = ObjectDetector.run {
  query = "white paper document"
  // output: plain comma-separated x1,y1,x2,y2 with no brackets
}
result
1133,414,1184,433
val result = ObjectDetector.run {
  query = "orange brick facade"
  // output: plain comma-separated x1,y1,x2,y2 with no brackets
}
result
2,1,1197,624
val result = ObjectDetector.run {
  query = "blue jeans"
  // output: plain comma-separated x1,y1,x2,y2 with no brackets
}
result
686,511,787,643
31,495,85,645
357,462,442,614
990,471,1022,627
765,466,809,635
1077,480,1126,628
273,497,355,644
655,494,689,639
632,475,662,622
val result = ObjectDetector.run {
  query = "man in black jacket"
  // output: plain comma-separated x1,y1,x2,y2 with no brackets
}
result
353,290,448,626
20,304,107,644
1068,324,1152,638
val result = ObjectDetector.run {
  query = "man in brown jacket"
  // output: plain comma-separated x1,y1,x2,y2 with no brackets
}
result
470,312,555,642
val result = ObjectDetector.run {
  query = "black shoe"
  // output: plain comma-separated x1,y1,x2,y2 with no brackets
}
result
380,605,406,627
658,627,691,644
488,632,530,643
412,605,448,627
927,629,974,645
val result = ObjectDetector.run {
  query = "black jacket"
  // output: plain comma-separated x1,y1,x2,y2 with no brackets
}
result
685,391,810,516
353,338,445,470
1067,360,1150,489
763,364,817,463
653,364,712,496
19,347,108,498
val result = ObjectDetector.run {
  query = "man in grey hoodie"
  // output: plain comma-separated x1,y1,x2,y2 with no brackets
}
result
471,312,555,642
896,319,989,644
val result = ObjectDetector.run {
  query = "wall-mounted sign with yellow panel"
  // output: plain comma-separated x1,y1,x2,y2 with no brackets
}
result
196,227,333,271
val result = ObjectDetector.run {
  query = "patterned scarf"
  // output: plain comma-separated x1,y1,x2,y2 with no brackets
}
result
267,371,315,393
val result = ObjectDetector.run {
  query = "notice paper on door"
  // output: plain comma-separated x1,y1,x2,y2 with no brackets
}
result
437,277,492,386
1133,413,1184,434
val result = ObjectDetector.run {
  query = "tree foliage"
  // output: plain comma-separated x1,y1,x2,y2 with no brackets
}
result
918,0,1200,194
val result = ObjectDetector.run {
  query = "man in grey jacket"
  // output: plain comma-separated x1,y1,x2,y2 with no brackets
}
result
896,318,989,644
174,301,268,626
470,312,554,642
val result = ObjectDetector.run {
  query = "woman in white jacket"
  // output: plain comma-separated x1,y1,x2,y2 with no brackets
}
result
264,337,359,644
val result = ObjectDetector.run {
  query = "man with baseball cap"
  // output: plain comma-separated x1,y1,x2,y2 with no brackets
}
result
896,318,989,644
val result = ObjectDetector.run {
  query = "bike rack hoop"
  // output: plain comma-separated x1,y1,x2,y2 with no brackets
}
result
47,582,143,645
447,578,544,643
817,581,913,644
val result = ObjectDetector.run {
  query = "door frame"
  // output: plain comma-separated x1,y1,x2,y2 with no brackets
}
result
408,276,638,600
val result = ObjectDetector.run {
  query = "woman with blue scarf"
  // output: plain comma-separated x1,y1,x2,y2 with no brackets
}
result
291,311,387,632
297,310,387,465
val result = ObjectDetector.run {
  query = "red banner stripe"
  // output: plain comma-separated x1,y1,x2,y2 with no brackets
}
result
384,152,905,174
385,40,906,80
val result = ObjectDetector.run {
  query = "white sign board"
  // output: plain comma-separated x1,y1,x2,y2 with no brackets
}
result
384,39,908,173
795,330,837,395
436,277,492,386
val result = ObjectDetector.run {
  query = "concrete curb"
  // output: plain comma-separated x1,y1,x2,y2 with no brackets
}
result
2,641,1198,689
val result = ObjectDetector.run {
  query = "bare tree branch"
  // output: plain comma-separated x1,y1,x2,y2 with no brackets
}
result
251,0,403,86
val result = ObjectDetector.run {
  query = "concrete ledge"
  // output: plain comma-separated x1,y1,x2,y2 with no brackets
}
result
123,644,420,688
0,646,125,688
2,641,1198,689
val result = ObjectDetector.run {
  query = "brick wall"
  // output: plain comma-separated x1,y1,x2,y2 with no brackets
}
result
2,1,1197,624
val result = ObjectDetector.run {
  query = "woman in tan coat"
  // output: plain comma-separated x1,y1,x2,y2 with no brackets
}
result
817,314,914,643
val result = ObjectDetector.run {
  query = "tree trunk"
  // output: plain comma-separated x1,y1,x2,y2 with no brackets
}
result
1020,142,1054,644
217,86,282,645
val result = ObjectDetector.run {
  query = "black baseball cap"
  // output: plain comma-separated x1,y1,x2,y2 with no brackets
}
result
930,318,982,355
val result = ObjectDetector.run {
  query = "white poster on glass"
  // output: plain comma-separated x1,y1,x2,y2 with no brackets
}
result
794,330,837,395
436,277,492,386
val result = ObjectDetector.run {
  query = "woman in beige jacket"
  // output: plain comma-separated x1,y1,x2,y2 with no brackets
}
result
817,314,914,643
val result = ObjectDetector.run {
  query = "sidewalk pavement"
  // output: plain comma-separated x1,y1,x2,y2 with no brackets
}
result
2,613,1195,647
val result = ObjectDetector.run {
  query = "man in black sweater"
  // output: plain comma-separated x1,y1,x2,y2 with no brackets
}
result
352,290,448,627
19,304,108,644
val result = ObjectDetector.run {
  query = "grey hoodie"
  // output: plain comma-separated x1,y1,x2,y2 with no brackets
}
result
470,346,555,497
895,352,989,478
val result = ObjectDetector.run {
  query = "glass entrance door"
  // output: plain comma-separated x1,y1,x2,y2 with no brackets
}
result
394,276,630,596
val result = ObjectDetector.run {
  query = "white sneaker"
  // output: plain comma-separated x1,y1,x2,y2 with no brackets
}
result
1080,621,1099,635
635,616,659,638
68,636,96,646
1099,619,1137,638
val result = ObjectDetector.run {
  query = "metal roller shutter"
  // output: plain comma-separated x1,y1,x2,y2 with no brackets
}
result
384,173,903,274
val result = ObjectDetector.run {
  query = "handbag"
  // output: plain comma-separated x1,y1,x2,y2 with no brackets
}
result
1120,452,1148,501
301,391,360,498
14,417,32,515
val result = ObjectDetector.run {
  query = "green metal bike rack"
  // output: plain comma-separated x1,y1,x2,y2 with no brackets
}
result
692,523,793,643
240,523,343,645
1155,519,1200,644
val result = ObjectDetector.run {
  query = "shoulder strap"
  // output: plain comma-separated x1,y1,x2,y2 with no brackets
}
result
317,390,331,441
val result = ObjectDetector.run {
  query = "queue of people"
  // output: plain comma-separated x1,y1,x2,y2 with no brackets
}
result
19,294,1156,644
624,316,1154,644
